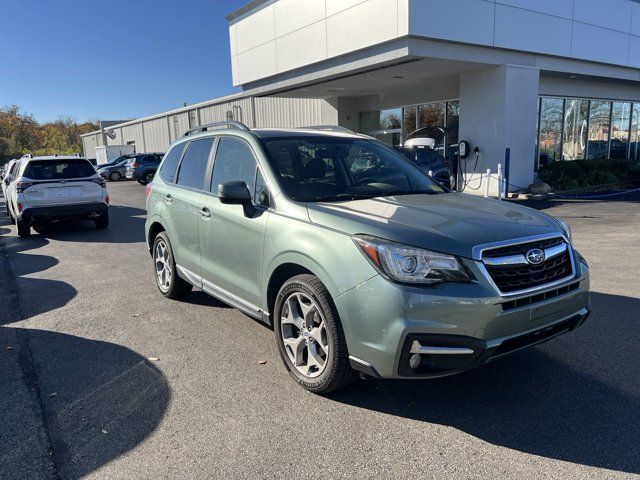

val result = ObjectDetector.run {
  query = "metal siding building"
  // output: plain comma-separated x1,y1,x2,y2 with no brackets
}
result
81,93,337,159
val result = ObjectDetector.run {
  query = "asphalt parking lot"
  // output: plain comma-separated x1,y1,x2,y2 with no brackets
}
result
1,182,639,479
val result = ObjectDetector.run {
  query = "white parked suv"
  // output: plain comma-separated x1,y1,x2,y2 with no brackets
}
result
5,155,110,237
1,158,20,202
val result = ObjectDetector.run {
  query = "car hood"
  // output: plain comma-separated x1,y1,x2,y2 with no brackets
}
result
306,193,561,259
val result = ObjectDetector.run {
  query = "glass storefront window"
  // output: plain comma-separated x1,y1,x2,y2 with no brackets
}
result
447,101,460,146
563,99,589,160
610,102,631,160
418,102,445,129
538,97,564,168
587,101,611,159
631,104,640,162
402,106,417,140
359,108,402,146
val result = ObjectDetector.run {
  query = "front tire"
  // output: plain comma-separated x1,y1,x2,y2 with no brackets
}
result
16,218,30,237
274,274,356,394
153,232,192,299
109,171,122,181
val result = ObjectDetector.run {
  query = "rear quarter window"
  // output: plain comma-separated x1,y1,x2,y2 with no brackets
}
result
159,143,187,183
23,160,96,180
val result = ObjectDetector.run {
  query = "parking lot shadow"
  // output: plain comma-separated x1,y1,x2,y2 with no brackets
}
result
0,327,171,479
32,205,147,243
330,291,640,475
0,236,77,326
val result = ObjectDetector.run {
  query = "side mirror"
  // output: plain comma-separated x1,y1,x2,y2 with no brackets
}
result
218,181,255,217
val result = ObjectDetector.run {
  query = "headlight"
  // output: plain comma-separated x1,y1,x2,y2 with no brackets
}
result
558,220,572,244
352,235,471,284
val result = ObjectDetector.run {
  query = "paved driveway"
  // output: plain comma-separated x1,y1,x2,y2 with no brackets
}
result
1,183,638,479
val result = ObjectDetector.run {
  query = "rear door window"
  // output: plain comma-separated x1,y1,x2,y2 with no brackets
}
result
176,138,214,190
23,160,96,180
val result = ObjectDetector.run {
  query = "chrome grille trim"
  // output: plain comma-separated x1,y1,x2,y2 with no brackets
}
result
482,243,567,267
474,234,576,297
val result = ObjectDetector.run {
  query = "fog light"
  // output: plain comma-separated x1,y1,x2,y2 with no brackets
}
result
409,353,421,370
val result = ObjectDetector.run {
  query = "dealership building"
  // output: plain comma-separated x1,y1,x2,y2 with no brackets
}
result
83,0,640,193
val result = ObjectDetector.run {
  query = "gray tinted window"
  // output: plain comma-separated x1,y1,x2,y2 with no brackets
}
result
176,139,214,189
159,143,187,183
210,137,256,195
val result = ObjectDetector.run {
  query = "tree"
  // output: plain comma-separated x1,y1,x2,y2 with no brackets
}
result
0,105,98,164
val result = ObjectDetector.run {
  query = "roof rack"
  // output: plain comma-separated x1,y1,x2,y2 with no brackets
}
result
183,121,251,137
298,125,356,134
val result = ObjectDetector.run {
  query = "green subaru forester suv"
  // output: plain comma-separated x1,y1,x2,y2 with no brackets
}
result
145,122,590,393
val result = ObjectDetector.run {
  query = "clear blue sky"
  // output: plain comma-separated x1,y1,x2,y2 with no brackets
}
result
0,0,249,122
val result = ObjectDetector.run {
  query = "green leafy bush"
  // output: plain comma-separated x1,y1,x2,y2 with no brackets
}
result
537,159,640,191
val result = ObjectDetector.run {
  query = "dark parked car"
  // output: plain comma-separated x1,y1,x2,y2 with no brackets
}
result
396,127,455,189
395,145,452,188
97,156,132,181
125,153,164,185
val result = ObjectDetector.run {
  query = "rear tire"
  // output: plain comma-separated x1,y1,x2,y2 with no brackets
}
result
274,274,357,394
140,172,154,185
7,204,15,225
109,172,122,181
94,210,109,230
16,218,30,237
153,232,192,299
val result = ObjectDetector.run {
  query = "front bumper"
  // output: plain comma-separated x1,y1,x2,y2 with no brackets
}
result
20,202,108,222
334,250,591,379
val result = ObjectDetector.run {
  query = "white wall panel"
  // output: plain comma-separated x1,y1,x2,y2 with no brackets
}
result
494,5,572,57
632,2,640,36
235,4,275,53
574,0,632,33
409,0,495,47
326,0,368,17
327,0,399,58
496,0,573,19
236,42,278,85
629,35,640,68
274,0,326,36
276,21,327,73
571,22,630,66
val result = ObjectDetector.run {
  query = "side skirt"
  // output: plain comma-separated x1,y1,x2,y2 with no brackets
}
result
176,264,271,326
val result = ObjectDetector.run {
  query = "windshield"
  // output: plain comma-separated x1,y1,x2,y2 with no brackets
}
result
260,137,446,202
23,159,96,180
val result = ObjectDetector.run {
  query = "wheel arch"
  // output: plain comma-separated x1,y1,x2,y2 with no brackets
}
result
147,217,167,252
264,253,339,321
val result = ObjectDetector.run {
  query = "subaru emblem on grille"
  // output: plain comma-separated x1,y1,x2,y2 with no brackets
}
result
526,248,545,265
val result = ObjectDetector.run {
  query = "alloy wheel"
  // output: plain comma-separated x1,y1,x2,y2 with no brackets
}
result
154,239,172,292
280,292,330,378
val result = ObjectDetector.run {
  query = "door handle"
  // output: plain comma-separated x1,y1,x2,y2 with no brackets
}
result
199,207,212,219
165,194,173,205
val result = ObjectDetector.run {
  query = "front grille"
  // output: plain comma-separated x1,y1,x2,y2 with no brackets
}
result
482,237,563,258
501,282,579,311
482,237,573,294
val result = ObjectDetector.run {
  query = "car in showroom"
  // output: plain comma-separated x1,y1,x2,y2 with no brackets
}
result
97,155,131,181
5,155,109,237
125,153,164,185
145,122,590,394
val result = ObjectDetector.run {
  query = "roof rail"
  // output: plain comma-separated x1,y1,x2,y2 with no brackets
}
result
183,121,251,137
298,125,356,134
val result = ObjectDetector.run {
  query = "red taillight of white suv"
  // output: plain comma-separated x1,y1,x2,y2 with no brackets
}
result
145,182,153,199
